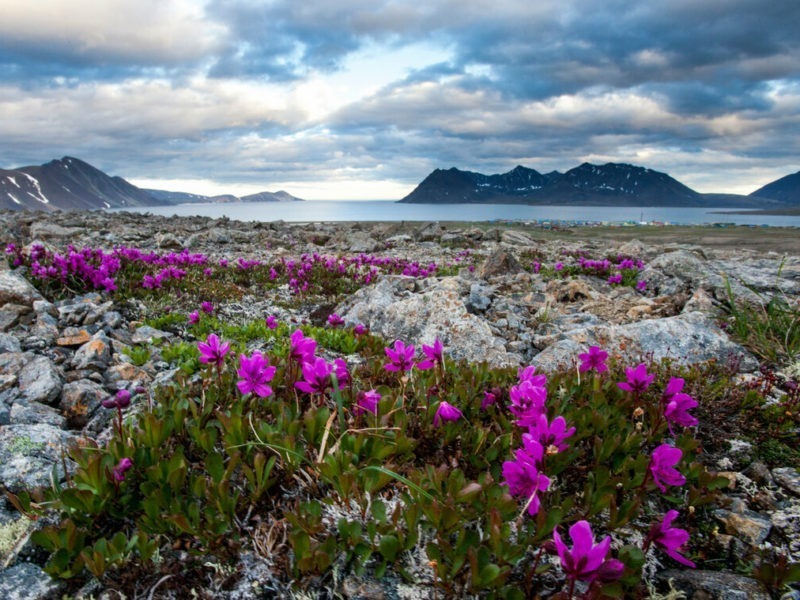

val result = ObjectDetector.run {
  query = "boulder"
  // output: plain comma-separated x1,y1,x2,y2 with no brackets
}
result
0,423,81,493
657,570,769,600
500,229,537,246
338,276,518,368
478,249,524,278
0,271,43,307
17,355,62,405
531,311,758,372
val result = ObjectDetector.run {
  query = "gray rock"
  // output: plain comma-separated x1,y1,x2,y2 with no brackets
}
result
773,467,800,496
0,562,64,600
32,299,58,318
0,304,28,332
29,221,83,240
0,271,43,307
468,283,493,312
532,311,758,373
478,249,524,278
59,379,106,429
18,355,62,406
344,232,384,253
156,232,183,249
30,313,59,346
9,400,66,428
339,276,518,368
0,333,21,354
500,229,537,246
71,332,112,370
131,325,172,344
658,569,769,600
0,423,81,493
714,508,772,546
0,352,28,392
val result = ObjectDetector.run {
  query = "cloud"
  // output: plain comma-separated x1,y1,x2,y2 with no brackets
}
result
0,0,798,197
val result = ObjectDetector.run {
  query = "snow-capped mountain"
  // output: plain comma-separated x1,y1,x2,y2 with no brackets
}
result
0,157,163,211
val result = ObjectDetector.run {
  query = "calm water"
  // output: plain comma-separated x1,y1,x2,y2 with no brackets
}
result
118,201,800,227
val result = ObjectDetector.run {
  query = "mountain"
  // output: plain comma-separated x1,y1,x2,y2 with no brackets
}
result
0,157,165,212
399,162,781,207
240,190,303,203
749,171,800,204
144,189,209,204
144,189,305,204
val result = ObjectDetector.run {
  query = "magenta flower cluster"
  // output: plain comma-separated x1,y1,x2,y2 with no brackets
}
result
502,366,575,516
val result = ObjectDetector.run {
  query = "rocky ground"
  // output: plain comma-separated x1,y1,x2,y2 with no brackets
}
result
0,209,799,599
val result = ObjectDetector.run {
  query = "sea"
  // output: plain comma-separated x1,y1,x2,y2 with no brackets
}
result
117,200,800,227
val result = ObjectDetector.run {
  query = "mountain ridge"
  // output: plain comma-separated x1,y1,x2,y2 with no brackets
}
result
0,157,304,211
399,163,796,208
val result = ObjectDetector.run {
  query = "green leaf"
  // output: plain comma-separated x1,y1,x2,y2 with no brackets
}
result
479,563,501,585
206,452,224,484
379,534,400,562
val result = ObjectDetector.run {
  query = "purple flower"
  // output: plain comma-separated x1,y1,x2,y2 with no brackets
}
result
578,346,609,374
102,389,132,410
384,340,416,372
236,351,277,398
289,329,317,364
198,333,230,368
417,339,444,371
433,401,463,427
526,413,576,453
295,357,341,395
664,392,699,431
509,380,547,428
517,365,547,387
555,262,564,271
607,273,623,285
327,313,344,327
649,444,687,492
648,510,696,568
553,520,625,583
113,457,133,482
502,443,550,516
663,377,685,400
617,363,655,394
482,390,498,410
353,323,368,336
265,315,278,330
200,301,214,314
333,358,350,387
636,280,648,291
188,311,200,325
354,389,381,416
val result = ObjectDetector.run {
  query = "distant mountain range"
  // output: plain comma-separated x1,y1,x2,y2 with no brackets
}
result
0,157,303,211
1,156,798,212
399,163,800,208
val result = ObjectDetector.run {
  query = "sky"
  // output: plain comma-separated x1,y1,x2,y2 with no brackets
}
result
0,0,798,200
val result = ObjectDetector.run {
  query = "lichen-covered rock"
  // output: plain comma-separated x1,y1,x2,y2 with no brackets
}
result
339,276,518,368
773,467,800,496
531,311,758,372
657,569,769,600
0,562,64,600
9,401,66,428
0,423,81,493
